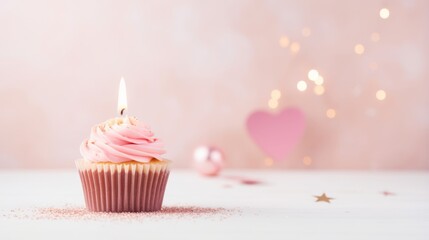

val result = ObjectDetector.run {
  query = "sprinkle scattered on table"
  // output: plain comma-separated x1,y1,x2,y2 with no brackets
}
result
3,206,239,222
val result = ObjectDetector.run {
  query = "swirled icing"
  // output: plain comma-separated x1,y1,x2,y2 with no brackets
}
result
80,116,165,163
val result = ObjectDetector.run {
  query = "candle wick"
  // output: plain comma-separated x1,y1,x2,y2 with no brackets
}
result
120,108,125,116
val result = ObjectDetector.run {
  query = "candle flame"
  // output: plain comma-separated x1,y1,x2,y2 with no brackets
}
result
118,77,127,116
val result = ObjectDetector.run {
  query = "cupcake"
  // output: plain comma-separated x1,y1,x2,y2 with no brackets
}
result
76,116,170,212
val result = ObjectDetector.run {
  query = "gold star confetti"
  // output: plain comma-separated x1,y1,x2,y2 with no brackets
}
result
314,193,334,203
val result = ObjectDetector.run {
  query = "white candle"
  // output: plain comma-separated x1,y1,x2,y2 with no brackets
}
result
117,77,127,116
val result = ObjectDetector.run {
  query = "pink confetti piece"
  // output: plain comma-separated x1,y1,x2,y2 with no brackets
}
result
381,191,396,196
224,175,264,185
240,179,262,185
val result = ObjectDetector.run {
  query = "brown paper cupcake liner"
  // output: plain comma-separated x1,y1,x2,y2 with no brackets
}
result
75,159,170,212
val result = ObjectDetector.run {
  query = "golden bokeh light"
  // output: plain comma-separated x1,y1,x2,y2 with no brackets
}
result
264,158,274,167
303,156,312,166
314,85,325,95
370,62,378,71
297,80,308,92
326,108,336,119
279,36,290,48
376,90,386,101
308,69,319,81
302,28,311,37
379,8,390,19
268,98,279,109
371,32,380,42
315,76,324,85
354,44,365,55
271,89,281,100
290,42,300,53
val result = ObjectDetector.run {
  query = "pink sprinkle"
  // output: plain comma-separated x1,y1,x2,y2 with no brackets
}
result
240,179,262,185
3,206,238,222
224,175,263,185
381,191,396,196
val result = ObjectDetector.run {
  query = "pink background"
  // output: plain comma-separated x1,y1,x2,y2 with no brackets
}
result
0,0,428,169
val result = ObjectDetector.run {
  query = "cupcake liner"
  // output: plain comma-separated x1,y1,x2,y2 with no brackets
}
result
75,159,170,212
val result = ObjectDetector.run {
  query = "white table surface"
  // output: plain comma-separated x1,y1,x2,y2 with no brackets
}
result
1,170,428,240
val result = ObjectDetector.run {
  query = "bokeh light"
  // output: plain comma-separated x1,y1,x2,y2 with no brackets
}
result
366,108,377,117
303,156,312,166
279,36,290,48
302,28,311,37
376,90,387,101
326,109,336,119
314,85,325,95
371,32,380,42
290,42,300,53
264,158,274,167
308,69,319,81
268,98,279,109
271,89,281,100
379,8,390,19
315,76,324,85
297,80,308,91
369,62,378,71
354,44,365,55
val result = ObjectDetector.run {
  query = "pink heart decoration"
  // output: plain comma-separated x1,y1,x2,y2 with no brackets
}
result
246,108,306,161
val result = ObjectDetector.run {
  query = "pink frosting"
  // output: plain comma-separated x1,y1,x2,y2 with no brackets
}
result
80,116,166,163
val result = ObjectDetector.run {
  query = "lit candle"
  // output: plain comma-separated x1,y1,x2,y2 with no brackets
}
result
117,77,127,116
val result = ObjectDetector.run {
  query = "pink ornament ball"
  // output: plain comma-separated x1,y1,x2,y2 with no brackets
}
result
193,146,225,176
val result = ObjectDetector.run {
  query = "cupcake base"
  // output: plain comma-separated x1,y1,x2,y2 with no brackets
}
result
75,159,170,212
